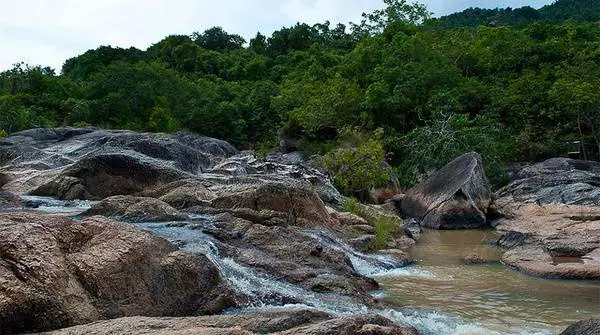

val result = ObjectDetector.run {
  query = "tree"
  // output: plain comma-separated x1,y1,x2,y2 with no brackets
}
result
353,0,431,35
192,27,246,51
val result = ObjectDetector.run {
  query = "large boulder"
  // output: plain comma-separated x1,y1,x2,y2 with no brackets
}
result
401,152,492,229
497,157,600,205
0,213,232,334
210,181,336,228
559,318,600,335
84,196,188,222
30,153,190,200
205,215,378,299
139,178,216,209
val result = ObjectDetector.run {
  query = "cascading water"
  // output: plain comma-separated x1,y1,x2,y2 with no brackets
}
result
4,198,565,335
132,219,550,335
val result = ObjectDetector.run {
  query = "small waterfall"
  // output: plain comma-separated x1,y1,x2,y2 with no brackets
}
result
9,201,551,335
18,195,95,215
303,229,436,279
132,220,549,335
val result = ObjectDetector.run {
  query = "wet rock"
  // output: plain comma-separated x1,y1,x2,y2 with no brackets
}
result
388,236,417,249
209,218,377,299
379,249,415,266
401,152,491,229
463,253,486,265
0,213,231,334
85,196,187,222
559,318,600,335
207,153,342,206
403,218,421,241
498,158,600,205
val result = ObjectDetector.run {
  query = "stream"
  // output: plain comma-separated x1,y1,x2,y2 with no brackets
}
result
5,196,600,335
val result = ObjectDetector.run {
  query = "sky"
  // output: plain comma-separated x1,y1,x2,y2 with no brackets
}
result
0,0,554,72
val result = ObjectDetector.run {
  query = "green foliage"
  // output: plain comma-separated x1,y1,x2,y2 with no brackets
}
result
1,0,599,192
431,0,600,29
373,216,402,250
315,128,391,197
0,129,7,137
397,111,515,189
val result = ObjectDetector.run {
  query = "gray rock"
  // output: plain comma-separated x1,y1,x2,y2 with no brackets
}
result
497,157,600,205
403,218,421,241
560,318,600,335
401,152,492,229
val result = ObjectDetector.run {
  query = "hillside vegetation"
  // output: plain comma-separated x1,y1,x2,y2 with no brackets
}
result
1,0,599,194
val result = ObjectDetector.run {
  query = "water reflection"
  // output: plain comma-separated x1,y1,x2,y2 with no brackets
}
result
377,230,600,334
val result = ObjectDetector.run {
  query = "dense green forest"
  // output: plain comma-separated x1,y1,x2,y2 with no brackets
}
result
1,0,599,194
434,0,600,28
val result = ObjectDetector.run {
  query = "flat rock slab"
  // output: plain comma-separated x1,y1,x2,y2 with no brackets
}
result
39,309,419,335
495,202,600,279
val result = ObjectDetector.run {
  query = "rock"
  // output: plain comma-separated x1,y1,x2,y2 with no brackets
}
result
279,314,418,335
207,153,342,206
139,178,215,209
387,236,416,249
494,201,600,279
379,249,415,266
403,218,421,241
463,253,486,265
502,245,600,280
0,213,231,334
349,235,376,251
349,224,376,235
40,309,418,335
278,131,298,153
401,152,491,229
210,217,378,298
334,212,370,226
497,231,530,248
559,318,600,335
498,158,600,205
173,132,238,158
31,153,190,200
85,196,187,222
210,182,335,228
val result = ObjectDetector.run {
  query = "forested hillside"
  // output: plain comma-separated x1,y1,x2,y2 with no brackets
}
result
434,0,600,28
1,0,599,193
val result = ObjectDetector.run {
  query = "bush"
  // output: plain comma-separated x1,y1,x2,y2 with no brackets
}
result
314,127,392,198
372,217,402,250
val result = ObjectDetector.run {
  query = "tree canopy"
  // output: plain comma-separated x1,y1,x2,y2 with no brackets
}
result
1,0,599,193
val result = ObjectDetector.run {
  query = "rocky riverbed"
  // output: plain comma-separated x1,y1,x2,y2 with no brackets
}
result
0,128,598,334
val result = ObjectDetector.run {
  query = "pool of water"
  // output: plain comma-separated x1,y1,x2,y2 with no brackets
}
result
376,230,600,334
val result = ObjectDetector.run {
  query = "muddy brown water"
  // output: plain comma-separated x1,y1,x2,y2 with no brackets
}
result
376,230,600,334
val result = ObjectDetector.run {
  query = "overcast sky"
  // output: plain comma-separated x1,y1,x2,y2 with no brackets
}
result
1,0,553,72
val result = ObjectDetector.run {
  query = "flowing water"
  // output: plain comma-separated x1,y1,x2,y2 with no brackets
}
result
376,230,600,334
5,197,600,334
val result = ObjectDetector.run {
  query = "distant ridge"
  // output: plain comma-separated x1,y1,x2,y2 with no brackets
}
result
431,0,600,28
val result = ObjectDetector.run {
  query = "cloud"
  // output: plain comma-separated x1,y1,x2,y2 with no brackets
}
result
0,0,553,72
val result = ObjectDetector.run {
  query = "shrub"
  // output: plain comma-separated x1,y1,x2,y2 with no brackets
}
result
314,127,392,198
372,216,402,250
